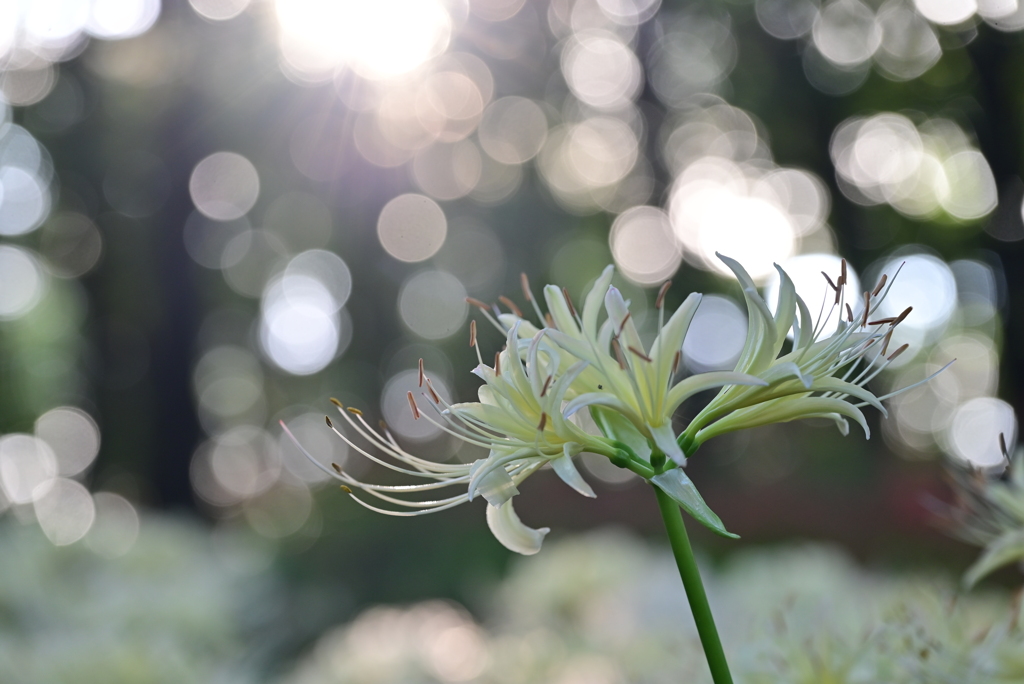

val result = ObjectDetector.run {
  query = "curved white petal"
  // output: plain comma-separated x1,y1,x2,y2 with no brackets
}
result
810,376,886,416
604,286,644,353
563,392,635,419
486,499,550,555
665,371,769,416
718,253,776,374
468,452,525,504
651,292,701,394
828,414,850,436
771,263,797,353
551,444,595,497
794,293,815,350
650,422,685,464
498,314,539,337
761,361,813,389
698,397,870,443
545,329,599,365
543,284,579,334
582,265,615,339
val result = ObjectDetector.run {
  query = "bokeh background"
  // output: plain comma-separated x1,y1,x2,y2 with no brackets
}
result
1,0,1024,679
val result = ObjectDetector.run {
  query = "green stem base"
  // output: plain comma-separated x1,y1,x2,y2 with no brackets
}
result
654,485,734,684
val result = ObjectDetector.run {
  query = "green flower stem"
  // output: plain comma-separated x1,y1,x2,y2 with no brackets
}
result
654,484,734,684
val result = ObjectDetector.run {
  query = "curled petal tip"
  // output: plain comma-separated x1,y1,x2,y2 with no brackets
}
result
486,500,549,555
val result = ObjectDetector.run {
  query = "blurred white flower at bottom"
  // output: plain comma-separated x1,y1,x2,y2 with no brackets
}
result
279,531,1024,684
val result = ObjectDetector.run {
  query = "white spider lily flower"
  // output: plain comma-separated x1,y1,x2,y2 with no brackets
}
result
494,266,767,465
281,322,626,556
676,254,953,455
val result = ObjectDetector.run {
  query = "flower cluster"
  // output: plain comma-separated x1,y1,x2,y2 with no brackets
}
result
284,255,946,554
941,433,1024,588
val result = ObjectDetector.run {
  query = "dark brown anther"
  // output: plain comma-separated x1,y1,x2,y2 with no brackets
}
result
872,274,888,297
520,273,533,302
544,312,556,330
537,412,548,431
418,358,425,386
611,338,627,370
628,345,652,362
340,485,353,494
887,343,909,361
330,397,343,408
619,311,632,331
845,303,854,323
331,463,343,473
1000,432,1009,458
540,374,553,397
407,391,420,420
840,259,847,284
494,351,501,375
562,287,578,318
347,406,363,416
425,378,441,404
656,281,672,309
325,416,334,428
469,320,477,348
822,272,838,291
893,306,913,325
672,350,681,376
498,295,524,318
861,292,869,327
880,328,893,357
868,317,896,326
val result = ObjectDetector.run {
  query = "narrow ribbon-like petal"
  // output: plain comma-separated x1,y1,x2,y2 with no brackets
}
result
697,397,870,444
468,451,528,502
650,422,685,464
498,314,539,337
651,292,701,405
551,443,595,498
717,253,777,375
771,262,797,355
545,329,600,366
543,284,580,334
759,361,813,389
810,376,887,416
604,286,644,354
794,293,815,350
486,499,550,555
582,265,615,339
664,371,769,416
563,392,640,422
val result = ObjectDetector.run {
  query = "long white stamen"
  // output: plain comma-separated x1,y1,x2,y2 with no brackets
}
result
854,360,955,405
349,410,466,473
521,272,546,323
346,493,470,517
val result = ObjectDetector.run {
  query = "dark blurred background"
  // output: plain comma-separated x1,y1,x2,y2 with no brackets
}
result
1,0,1023,669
